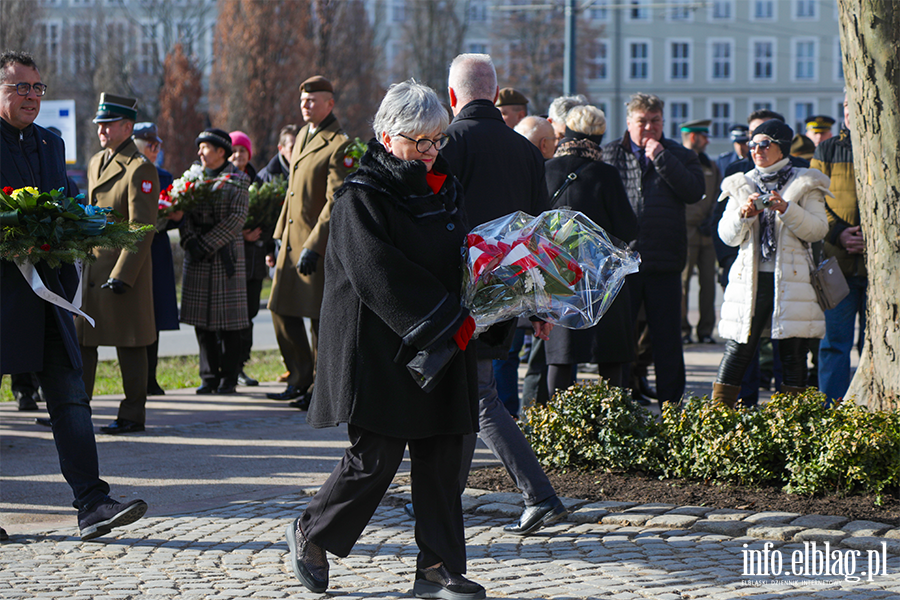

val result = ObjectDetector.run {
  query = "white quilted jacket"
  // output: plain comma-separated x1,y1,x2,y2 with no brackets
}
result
717,167,832,343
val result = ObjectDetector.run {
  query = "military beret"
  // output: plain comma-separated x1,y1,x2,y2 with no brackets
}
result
300,75,334,94
133,122,162,143
496,88,528,107
729,124,750,143
195,128,233,154
93,93,138,123
680,118,711,134
791,133,816,158
805,115,835,132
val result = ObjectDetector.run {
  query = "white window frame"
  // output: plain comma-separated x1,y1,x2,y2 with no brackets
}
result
36,19,63,74
627,0,651,22
588,0,610,21
791,99,817,135
792,0,817,20
137,20,162,76
749,37,777,82
665,38,692,83
748,98,776,114
70,21,95,74
707,38,734,83
750,0,776,21
708,99,734,139
792,37,818,82
626,38,652,82
833,37,844,82
586,39,609,81
667,0,694,22
391,0,406,23
667,98,691,139
469,0,489,23
708,0,734,21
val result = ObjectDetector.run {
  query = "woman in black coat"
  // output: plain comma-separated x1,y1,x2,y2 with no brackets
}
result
285,80,485,600
544,105,639,394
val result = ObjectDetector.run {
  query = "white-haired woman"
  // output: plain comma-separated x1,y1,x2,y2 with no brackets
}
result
713,119,830,407
543,105,637,396
285,80,485,600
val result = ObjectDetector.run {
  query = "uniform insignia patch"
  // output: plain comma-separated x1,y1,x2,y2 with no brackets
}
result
141,180,153,194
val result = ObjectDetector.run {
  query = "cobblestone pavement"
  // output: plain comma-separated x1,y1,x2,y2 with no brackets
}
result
3,486,900,599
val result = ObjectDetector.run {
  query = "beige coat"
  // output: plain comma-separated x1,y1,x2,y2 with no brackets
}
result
75,139,158,347
268,116,351,318
716,167,831,343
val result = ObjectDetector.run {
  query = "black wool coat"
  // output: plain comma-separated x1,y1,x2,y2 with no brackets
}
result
307,141,479,439
1,119,82,375
543,138,639,365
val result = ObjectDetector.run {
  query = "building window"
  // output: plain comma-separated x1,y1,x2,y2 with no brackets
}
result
711,0,732,20
469,0,488,22
669,101,689,138
750,99,774,112
37,21,61,74
752,1,774,20
587,40,608,81
834,37,844,81
794,39,816,80
793,101,815,134
628,0,650,21
751,39,775,80
71,0,96,5
139,23,160,75
794,0,816,19
589,0,609,21
467,42,488,55
710,102,732,138
669,41,690,81
106,21,129,59
391,0,406,23
72,23,94,73
629,41,650,80
668,0,693,21
710,40,733,81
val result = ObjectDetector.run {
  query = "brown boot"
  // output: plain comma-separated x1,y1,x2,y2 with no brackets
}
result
780,385,807,397
712,382,741,408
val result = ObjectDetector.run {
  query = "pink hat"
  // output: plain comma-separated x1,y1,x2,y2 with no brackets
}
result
229,131,252,159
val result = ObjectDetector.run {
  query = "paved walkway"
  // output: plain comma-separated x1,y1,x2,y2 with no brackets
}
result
1,334,874,598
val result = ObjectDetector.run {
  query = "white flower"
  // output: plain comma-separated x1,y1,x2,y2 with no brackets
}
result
529,268,545,291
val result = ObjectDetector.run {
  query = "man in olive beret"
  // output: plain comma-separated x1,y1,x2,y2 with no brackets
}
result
266,76,353,405
495,87,529,128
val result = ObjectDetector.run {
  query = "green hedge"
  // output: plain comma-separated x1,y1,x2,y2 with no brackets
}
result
521,382,900,504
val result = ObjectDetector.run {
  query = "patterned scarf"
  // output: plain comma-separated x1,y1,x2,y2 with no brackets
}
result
748,158,793,263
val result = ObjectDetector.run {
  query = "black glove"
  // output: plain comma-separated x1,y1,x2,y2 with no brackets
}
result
100,278,127,294
296,248,319,275
185,238,204,262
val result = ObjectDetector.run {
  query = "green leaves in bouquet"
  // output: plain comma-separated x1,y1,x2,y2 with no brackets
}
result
245,175,287,231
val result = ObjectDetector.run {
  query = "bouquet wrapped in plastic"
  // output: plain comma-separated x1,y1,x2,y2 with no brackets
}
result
244,175,287,231
462,209,640,330
162,164,247,216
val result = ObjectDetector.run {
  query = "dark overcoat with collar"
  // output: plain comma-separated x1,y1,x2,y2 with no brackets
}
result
268,115,351,318
442,99,551,359
0,119,81,374
75,138,158,347
307,142,478,439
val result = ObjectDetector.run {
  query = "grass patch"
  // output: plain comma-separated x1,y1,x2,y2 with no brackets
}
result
1,348,285,401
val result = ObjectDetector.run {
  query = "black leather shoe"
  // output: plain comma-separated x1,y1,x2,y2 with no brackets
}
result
147,381,165,396
217,379,238,395
99,419,145,435
267,385,305,401
288,393,311,410
414,564,486,600
503,495,568,536
682,334,694,345
636,376,657,399
237,370,259,387
15,392,39,411
285,517,328,593
196,383,218,395
35,417,52,427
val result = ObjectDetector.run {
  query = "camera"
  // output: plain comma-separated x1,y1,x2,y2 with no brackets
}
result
754,192,775,211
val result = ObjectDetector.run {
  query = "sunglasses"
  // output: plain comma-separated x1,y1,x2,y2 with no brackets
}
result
748,139,774,150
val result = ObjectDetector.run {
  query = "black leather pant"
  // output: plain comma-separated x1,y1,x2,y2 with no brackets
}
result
716,272,808,388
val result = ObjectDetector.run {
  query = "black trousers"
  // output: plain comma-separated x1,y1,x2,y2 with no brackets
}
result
195,327,242,386
301,424,467,573
238,278,264,366
716,272,808,388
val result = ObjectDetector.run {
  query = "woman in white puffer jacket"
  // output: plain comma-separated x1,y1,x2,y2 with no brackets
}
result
713,119,831,408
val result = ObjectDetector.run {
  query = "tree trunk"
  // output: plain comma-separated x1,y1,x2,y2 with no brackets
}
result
838,0,900,409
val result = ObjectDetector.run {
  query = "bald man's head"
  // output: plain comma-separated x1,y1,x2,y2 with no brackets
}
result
515,116,557,160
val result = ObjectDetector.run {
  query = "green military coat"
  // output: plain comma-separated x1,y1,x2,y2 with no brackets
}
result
75,139,158,347
267,116,351,318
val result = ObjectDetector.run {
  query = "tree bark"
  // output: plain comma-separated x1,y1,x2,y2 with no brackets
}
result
838,0,900,409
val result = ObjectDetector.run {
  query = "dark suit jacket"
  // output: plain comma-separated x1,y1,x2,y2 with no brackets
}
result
1,118,82,374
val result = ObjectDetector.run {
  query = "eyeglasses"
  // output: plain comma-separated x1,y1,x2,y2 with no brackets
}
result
1,82,48,97
748,139,773,150
396,133,449,153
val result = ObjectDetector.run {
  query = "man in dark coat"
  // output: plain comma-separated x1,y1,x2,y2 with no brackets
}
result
258,124,299,183
0,50,147,540
601,93,705,405
443,53,567,536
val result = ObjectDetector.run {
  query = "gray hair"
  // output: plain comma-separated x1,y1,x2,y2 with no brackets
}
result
547,94,589,125
373,79,449,140
448,53,497,104
565,105,606,136
626,92,664,117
